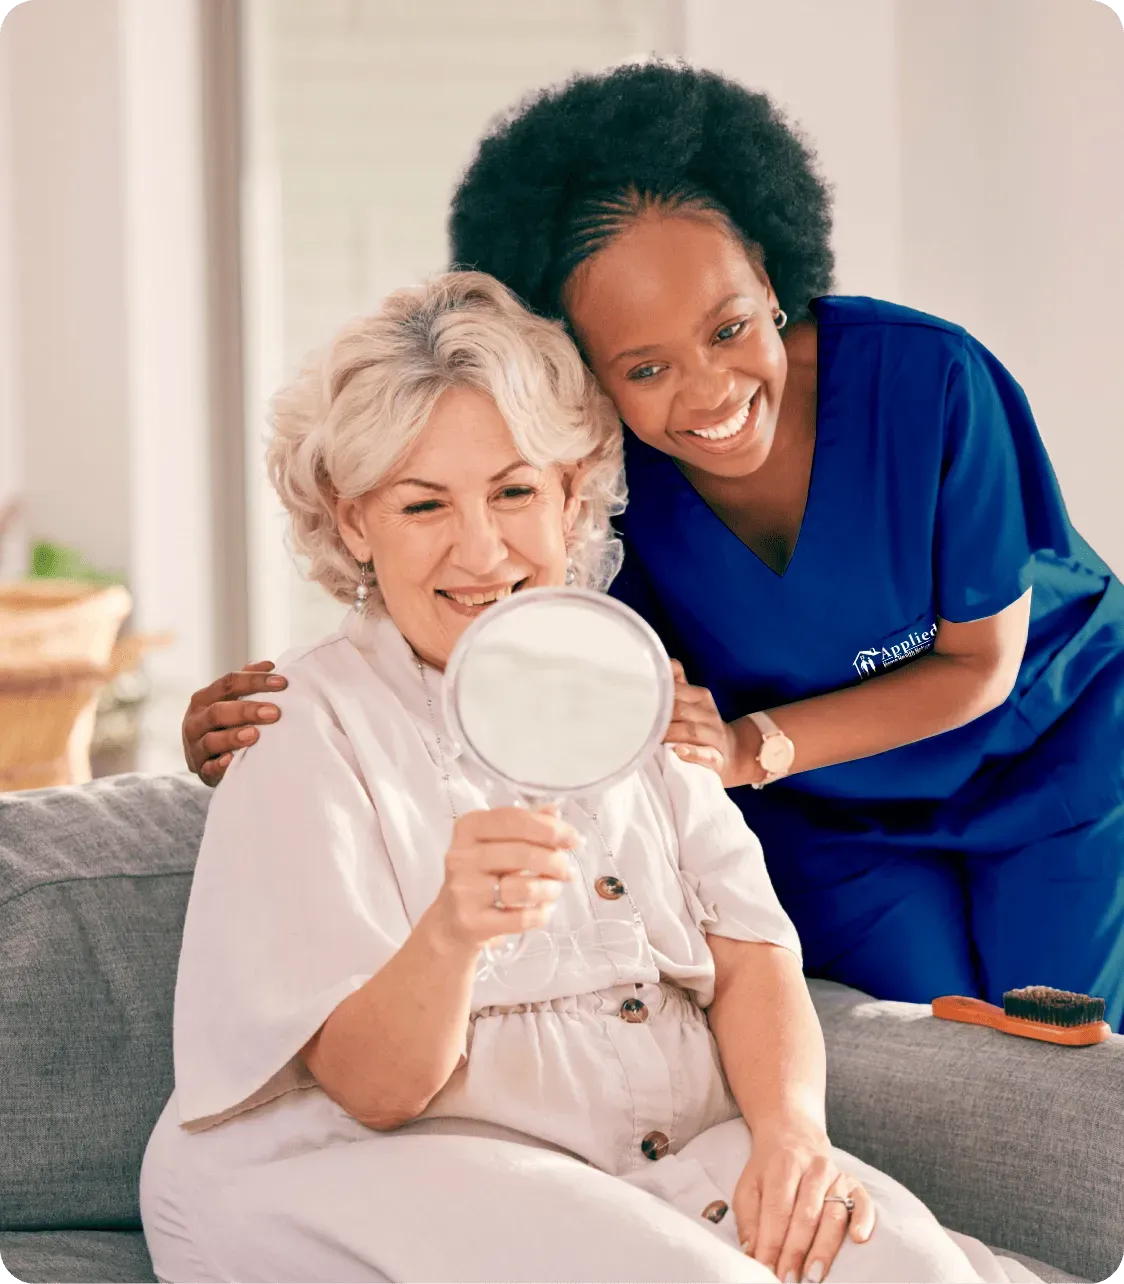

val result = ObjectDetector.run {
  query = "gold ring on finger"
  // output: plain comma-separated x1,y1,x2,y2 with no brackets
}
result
491,877,508,911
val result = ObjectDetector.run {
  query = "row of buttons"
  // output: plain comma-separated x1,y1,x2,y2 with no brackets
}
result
599,852,714,1205
639,1131,729,1223
605,868,726,1227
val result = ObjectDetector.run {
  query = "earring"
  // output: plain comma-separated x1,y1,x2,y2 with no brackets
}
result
774,308,788,331
564,555,576,586
353,559,374,612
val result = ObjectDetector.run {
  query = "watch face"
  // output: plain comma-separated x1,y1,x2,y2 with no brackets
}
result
760,735,795,774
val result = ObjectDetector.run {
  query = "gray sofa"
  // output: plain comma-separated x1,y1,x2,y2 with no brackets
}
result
0,774,1121,1284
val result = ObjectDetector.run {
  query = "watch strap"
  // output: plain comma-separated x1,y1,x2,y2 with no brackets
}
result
746,710,792,789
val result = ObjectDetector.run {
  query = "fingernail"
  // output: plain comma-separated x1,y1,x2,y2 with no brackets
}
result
238,728,256,743
785,1273,797,1284
267,676,286,688
258,706,279,720
807,1262,824,1283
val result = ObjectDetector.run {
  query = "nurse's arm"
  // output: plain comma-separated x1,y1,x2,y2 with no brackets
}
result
728,590,1032,784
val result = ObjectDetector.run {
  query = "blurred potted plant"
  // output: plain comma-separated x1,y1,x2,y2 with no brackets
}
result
0,516,171,782
30,539,172,777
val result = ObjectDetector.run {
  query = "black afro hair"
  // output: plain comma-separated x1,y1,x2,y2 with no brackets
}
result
449,60,835,325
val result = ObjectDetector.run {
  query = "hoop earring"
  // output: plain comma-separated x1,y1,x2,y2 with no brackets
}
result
774,308,788,331
353,559,374,612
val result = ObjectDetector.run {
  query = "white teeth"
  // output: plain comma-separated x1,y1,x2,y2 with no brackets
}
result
688,397,754,441
444,585,515,607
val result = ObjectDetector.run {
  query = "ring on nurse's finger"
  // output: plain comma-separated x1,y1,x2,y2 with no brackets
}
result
491,878,508,911
823,1195,855,1214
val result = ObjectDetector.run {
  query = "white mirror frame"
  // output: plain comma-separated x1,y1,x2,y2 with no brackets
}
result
443,586,675,799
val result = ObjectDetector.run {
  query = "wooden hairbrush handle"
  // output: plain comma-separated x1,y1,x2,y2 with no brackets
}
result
931,994,1112,1046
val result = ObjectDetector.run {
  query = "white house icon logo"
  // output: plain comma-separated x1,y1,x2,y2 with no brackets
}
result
853,649,880,678
852,624,938,680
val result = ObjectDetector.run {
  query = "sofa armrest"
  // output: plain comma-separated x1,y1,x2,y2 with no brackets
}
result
808,979,1124,1284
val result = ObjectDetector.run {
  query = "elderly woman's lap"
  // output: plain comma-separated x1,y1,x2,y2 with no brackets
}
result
200,1135,775,1284
143,1096,773,1284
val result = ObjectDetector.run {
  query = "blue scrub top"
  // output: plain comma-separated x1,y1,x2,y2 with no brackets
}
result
610,296,1124,831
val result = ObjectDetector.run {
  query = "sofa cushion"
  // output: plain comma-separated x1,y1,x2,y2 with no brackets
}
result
0,1229,156,1283
0,774,210,1232
809,979,1124,1284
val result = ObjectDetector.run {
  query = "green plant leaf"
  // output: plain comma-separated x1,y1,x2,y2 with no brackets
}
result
29,540,127,587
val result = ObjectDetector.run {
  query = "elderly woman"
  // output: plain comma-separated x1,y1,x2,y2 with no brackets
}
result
143,273,1039,1284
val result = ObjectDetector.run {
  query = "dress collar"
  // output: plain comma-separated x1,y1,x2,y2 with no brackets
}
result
340,607,463,761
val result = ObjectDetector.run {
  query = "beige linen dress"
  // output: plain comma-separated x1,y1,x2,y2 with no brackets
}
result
140,610,1041,1284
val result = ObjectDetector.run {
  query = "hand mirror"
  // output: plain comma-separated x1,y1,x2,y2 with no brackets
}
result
443,586,674,963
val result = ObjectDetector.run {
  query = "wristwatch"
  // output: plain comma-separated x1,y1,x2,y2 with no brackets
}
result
746,711,795,789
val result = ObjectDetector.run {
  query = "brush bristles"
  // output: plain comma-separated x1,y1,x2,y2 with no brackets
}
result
1002,985,1106,1027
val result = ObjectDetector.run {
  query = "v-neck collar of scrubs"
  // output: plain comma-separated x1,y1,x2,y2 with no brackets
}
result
624,296,842,584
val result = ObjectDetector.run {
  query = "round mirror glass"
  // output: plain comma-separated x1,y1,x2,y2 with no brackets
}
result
444,587,673,798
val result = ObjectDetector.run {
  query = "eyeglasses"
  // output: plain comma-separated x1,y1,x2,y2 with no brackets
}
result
476,918,648,992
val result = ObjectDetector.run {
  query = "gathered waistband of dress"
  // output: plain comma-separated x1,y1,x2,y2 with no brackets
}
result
471,979,702,1023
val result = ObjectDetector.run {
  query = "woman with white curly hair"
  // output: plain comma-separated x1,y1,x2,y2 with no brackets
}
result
140,272,1037,1284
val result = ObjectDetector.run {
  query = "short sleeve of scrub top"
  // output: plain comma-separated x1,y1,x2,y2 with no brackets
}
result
934,335,1073,623
173,675,412,1126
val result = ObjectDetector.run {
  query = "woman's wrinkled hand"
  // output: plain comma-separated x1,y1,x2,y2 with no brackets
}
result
182,661,288,786
429,807,577,953
733,1120,876,1283
664,659,743,786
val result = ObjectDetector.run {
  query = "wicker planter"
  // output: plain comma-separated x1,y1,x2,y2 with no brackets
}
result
0,580,132,791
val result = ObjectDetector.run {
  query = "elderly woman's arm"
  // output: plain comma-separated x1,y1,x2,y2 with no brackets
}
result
300,906,479,1131
302,806,575,1131
706,936,875,1281
706,936,826,1137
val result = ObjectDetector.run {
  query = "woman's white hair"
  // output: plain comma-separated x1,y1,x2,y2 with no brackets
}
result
267,271,626,608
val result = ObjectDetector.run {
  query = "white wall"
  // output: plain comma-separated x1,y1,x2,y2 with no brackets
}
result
4,0,132,577
0,8,21,577
685,0,903,302
0,0,215,695
897,0,1124,576
118,0,214,690
685,0,1124,576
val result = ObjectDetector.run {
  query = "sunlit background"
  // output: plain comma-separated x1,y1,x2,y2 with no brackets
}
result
0,0,1121,779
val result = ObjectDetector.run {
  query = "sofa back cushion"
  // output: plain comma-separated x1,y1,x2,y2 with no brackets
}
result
0,774,210,1230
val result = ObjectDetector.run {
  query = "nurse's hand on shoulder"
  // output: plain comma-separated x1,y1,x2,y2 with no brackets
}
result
733,1117,875,1283
182,661,288,786
428,807,577,951
665,660,742,787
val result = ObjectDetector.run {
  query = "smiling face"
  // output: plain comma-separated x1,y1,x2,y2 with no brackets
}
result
336,386,579,670
564,211,788,481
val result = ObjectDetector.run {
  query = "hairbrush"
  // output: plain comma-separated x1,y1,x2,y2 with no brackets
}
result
931,985,1113,1046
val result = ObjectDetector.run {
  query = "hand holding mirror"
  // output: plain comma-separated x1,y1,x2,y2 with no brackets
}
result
442,587,674,966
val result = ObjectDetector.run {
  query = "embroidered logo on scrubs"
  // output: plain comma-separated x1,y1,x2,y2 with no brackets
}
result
852,624,937,679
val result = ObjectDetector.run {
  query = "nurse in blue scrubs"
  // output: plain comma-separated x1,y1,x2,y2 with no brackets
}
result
183,64,1124,1031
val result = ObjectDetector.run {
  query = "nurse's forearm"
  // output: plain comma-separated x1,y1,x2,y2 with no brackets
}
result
731,648,1014,786
300,907,478,1130
706,936,827,1138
